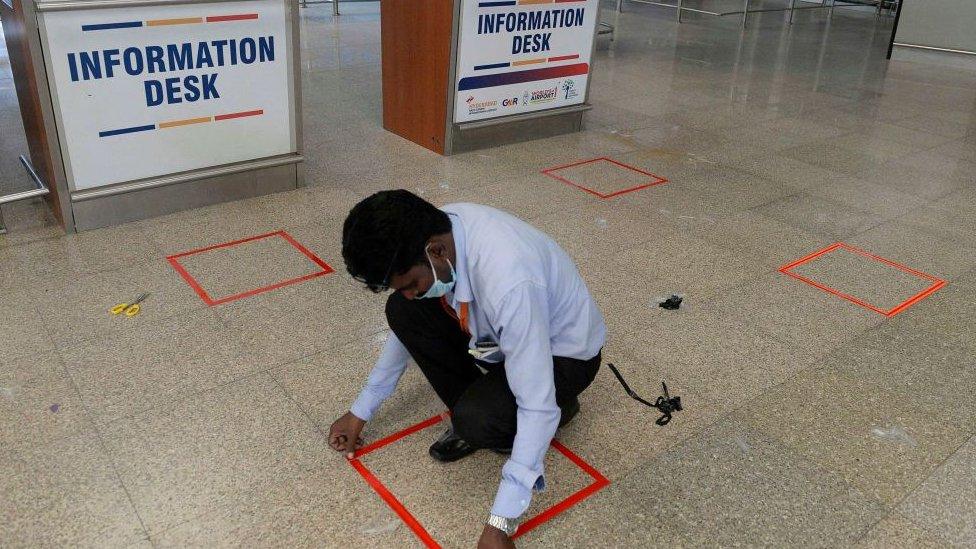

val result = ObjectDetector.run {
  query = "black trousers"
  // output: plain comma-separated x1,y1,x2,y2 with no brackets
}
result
386,292,601,449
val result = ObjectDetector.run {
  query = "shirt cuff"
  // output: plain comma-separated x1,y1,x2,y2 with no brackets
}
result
349,391,378,422
490,460,546,519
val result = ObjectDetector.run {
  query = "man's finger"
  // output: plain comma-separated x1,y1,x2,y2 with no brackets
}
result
331,433,347,451
344,430,358,458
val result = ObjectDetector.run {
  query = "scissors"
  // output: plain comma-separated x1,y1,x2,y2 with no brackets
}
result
111,293,149,317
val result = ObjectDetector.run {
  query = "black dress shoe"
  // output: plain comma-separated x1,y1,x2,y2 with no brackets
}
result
429,429,477,462
559,397,580,428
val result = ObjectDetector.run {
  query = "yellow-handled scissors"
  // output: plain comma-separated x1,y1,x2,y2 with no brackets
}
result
111,293,149,317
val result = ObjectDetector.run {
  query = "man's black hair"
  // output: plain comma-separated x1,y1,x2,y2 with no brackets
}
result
342,189,452,292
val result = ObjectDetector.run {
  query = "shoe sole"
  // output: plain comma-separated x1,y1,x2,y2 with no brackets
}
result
429,445,478,463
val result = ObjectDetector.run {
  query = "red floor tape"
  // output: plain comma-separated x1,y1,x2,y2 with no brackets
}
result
542,157,668,199
779,242,946,317
348,413,610,547
167,230,334,306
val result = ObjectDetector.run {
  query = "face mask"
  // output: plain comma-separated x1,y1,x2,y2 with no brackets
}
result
418,246,456,299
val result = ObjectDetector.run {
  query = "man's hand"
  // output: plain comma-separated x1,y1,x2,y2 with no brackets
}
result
477,524,515,549
328,411,366,459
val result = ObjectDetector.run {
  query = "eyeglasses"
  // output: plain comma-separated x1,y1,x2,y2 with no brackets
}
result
352,240,402,293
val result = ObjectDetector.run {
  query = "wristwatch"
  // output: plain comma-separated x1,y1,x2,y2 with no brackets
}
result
486,514,519,537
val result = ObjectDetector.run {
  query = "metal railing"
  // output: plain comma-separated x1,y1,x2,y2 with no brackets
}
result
0,155,51,235
298,0,340,16
616,0,896,28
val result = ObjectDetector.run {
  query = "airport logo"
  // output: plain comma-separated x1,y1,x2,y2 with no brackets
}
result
528,87,558,104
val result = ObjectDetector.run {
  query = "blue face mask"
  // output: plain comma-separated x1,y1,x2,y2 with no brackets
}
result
418,246,456,299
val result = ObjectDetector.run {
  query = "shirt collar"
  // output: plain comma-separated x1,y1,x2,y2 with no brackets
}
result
448,212,472,303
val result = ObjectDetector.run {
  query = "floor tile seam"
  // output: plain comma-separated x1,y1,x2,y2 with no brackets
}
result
854,434,976,546
599,406,736,520
83,359,298,433
884,116,976,142
846,211,976,262
0,291,60,362
701,361,898,513
84,324,388,431
266,371,333,442
48,349,155,544
609,360,889,541
46,301,212,354
24,252,178,296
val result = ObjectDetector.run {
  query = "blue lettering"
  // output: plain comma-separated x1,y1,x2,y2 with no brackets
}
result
67,53,79,82
145,80,164,106
167,43,193,71
240,38,256,64
210,39,228,65
146,46,165,73
164,77,182,104
196,42,214,68
183,74,200,101
123,47,144,76
258,36,274,62
202,73,219,99
102,49,121,77
80,51,101,80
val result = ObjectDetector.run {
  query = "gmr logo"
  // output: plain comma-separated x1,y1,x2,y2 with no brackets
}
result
502,98,519,107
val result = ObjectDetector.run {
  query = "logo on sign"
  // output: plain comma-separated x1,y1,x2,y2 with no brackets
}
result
502,97,519,107
528,87,558,104
466,96,498,115
562,79,578,100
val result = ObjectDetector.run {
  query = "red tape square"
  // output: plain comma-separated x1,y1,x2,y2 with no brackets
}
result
348,413,610,547
541,157,668,199
166,230,334,306
779,242,946,317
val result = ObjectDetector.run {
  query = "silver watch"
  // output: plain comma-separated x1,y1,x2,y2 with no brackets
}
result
486,514,518,537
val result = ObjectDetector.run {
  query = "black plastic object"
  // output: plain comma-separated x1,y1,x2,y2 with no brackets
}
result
606,363,683,426
659,294,683,310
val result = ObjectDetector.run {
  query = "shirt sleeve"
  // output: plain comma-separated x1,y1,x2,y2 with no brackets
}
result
489,282,558,519
350,332,411,421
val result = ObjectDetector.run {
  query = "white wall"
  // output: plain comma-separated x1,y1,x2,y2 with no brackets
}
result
895,0,976,53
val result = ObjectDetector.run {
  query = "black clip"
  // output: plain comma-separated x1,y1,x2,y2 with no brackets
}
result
607,363,682,426
658,294,683,310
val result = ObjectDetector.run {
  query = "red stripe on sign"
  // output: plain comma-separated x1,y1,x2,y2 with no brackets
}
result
548,54,580,62
206,13,259,22
214,109,264,121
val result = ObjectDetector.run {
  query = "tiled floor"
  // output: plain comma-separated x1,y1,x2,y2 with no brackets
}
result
2,0,975,546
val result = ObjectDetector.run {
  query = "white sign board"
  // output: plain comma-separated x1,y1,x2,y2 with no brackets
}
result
453,0,598,124
39,0,295,191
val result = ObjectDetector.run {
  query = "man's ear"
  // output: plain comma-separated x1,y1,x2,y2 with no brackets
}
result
427,236,448,259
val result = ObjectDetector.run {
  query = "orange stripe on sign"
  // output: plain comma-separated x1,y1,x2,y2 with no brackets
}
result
158,116,212,129
214,109,264,121
146,17,203,26
512,58,546,66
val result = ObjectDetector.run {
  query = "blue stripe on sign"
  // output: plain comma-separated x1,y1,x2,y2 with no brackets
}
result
474,62,511,71
478,1,517,6
98,124,156,137
82,21,144,31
